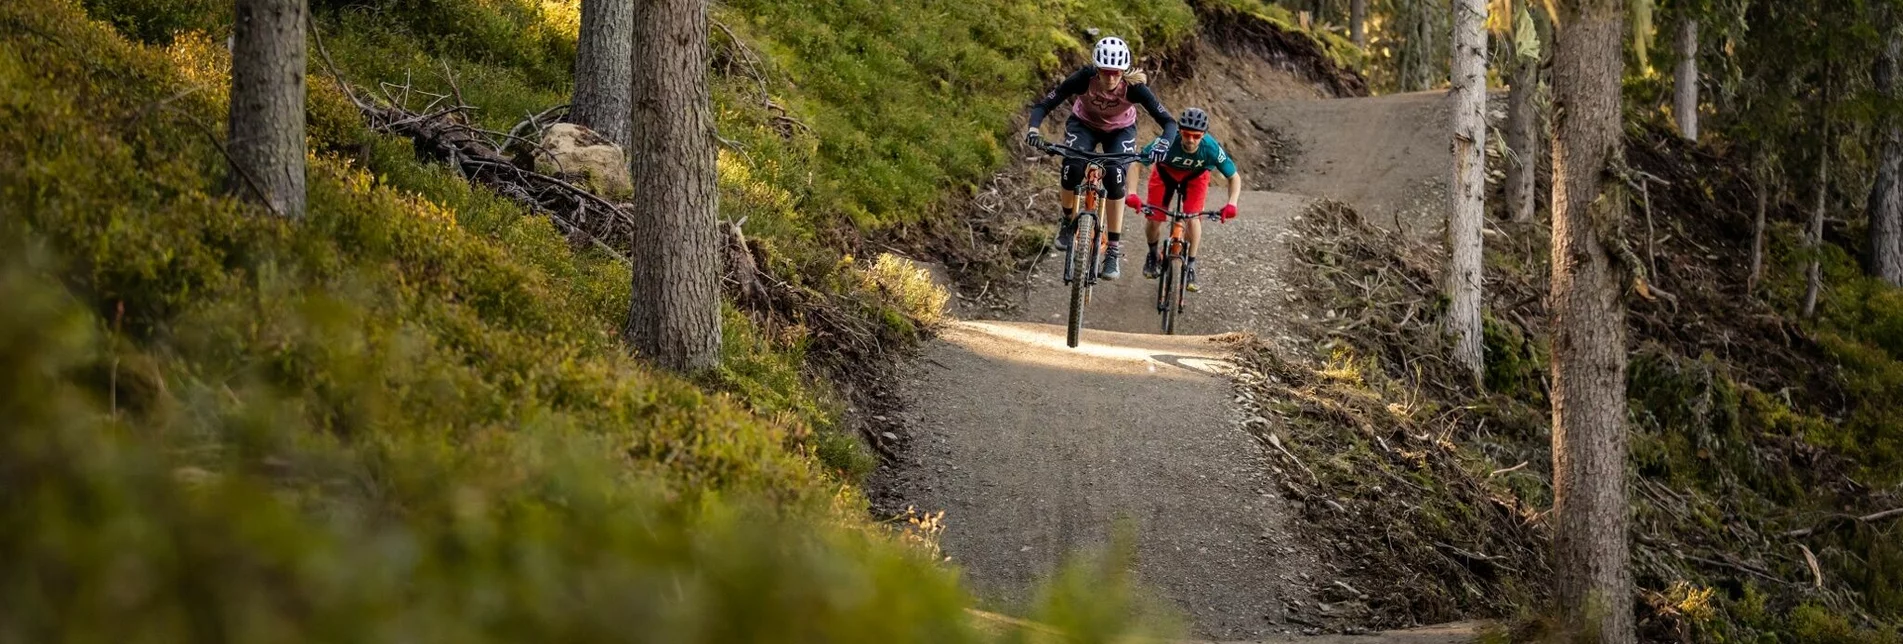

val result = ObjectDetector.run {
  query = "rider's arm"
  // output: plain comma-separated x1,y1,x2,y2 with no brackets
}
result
1127,84,1179,143
1219,155,1241,206
1028,68,1095,130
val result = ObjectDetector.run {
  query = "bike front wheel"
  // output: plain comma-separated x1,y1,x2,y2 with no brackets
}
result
1066,211,1097,348
1160,255,1183,335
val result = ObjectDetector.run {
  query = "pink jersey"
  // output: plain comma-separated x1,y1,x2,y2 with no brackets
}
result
1070,74,1139,130
1029,66,1176,139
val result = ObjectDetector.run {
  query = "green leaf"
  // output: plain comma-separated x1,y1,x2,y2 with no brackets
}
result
1514,4,1541,62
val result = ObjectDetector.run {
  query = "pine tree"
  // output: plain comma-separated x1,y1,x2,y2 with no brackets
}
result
227,0,307,218
624,0,722,371
1548,0,1636,639
571,0,634,148
1447,0,1489,382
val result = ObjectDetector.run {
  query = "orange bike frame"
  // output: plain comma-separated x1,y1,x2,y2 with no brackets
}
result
1082,165,1102,212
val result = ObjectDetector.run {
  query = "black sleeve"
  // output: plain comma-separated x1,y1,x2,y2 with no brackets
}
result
1029,67,1096,129
1128,84,1179,142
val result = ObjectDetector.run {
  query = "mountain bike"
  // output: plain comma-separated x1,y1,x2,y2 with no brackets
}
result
1043,144,1145,348
1138,198,1224,335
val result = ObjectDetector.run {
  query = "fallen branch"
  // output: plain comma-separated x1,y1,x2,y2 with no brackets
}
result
1799,544,1823,589
1784,507,1903,538
1266,432,1319,483
1680,552,1791,587
1488,461,1529,478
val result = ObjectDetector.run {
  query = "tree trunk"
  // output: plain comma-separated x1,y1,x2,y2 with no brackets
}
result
1673,18,1699,141
624,0,722,371
1414,4,1440,91
1351,0,1368,48
571,0,635,149
227,0,307,218
1399,0,1443,92
1805,120,1830,317
1869,8,1903,286
1548,0,1634,641
1505,4,1541,223
1447,0,1488,383
1748,168,1768,293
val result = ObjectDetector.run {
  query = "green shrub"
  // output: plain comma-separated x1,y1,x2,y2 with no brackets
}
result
313,0,577,89
78,0,223,43
0,258,981,643
1482,313,1544,399
1789,605,1902,644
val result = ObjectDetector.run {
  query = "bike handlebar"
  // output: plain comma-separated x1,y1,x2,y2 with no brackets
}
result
1041,143,1145,166
1138,204,1228,221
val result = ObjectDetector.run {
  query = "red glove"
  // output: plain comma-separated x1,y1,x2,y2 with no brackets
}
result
1220,204,1238,221
1125,194,1143,211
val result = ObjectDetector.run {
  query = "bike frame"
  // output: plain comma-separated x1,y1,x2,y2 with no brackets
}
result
1141,197,1222,334
1063,165,1107,289
1043,144,1143,348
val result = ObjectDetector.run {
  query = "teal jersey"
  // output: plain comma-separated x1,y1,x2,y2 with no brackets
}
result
1147,134,1237,177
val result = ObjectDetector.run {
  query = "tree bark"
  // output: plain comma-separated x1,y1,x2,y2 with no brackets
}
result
227,0,307,218
1505,2,1541,223
1805,118,1830,317
1351,0,1368,48
571,0,635,149
1398,0,1443,92
1673,18,1699,141
1447,0,1488,383
1549,0,1634,641
1748,168,1768,293
624,0,722,371
1869,7,1903,286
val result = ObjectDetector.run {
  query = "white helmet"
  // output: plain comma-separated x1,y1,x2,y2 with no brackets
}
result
1093,37,1132,71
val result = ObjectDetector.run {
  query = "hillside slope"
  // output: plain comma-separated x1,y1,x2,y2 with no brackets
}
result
3,0,1367,640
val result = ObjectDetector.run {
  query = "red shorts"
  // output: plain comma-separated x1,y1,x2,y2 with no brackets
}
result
1145,167,1210,221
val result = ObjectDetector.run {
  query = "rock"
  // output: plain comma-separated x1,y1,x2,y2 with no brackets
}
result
535,123,632,198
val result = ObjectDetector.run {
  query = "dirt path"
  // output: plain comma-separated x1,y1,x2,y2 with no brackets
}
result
880,91,1464,641
1247,91,1454,238
890,323,1304,637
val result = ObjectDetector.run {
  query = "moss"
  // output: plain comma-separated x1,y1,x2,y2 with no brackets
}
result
1482,314,1544,400
1789,605,1903,644
1204,0,1365,70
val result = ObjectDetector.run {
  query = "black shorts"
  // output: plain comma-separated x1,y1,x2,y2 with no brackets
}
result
1059,119,1138,199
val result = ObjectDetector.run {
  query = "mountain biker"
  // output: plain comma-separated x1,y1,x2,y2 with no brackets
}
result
1124,107,1240,292
1025,36,1179,280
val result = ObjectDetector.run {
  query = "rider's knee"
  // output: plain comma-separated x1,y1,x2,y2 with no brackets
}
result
1059,160,1087,191
1101,168,1128,199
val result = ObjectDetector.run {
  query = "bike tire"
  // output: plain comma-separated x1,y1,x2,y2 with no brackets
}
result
1161,255,1183,335
1085,218,1102,305
1154,249,1170,312
1066,211,1096,348
1061,228,1077,286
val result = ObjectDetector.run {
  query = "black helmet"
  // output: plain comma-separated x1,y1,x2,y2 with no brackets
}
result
1180,107,1209,132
